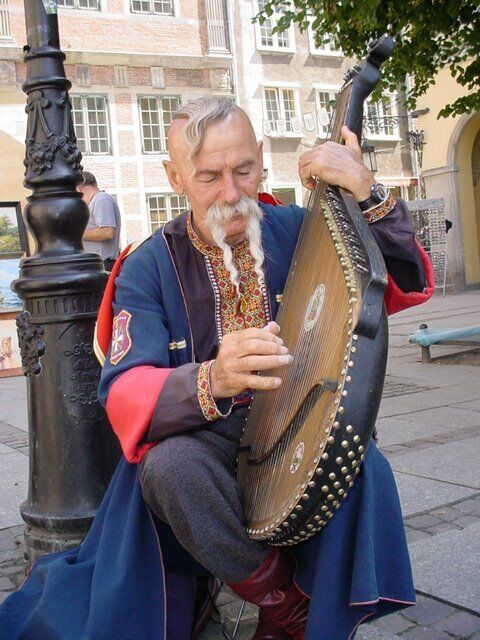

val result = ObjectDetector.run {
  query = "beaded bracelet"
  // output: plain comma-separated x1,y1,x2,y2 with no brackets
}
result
363,194,397,224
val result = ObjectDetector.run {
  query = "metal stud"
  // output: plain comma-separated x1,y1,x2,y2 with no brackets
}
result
341,466,348,474
308,481,316,488
336,456,343,464
339,489,345,496
314,515,321,522
333,421,340,429
295,505,302,511
358,445,365,453
353,334,358,341
346,475,352,482
351,346,357,353
334,481,341,489
327,494,334,501
352,460,358,468
327,436,335,444
329,472,336,480
343,492,349,499
348,451,355,459
342,390,348,397
346,375,352,382
301,493,309,500
321,485,329,493
346,425,353,433
341,440,349,448
348,361,354,367
291,513,297,519
321,505,328,512
338,407,344,414
353,435,360,443
316,467,324,475
321,452,329,460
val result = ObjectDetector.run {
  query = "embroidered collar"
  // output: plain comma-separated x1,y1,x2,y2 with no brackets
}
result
186,211,249,259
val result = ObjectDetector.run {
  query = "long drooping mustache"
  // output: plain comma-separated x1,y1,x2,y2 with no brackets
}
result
205,197,265,296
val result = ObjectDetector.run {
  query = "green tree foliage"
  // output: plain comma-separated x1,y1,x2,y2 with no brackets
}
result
255,1,479,117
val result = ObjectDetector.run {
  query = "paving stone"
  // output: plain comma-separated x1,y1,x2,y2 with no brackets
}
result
406,528,432,544
402,597,455,625
0,575,14,590
452,515,480,529
405,514,443,529
455,497,480,514
400,626,452,639
425,523,460,536
394,473,477,517
366,612,414,635
409,523,480,613
433,611,480,636
431,506,465,522
356,625,400,639
392,437,480,490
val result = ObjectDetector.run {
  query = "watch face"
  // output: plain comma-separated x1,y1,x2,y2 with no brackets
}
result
372,183,388,202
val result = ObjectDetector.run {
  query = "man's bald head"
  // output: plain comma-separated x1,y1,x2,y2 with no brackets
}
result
167,96,256,162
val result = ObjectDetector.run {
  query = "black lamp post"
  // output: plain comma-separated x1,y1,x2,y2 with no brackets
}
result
13,1,120,561
361,143,377,174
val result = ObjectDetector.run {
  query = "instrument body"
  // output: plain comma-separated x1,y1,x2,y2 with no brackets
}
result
237,37,394,546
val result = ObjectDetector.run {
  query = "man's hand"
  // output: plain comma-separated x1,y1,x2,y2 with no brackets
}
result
298,126,374,201
210,321,293,398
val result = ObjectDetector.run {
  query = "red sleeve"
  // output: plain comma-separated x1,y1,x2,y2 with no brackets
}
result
106,366,173,463
384,243,435,315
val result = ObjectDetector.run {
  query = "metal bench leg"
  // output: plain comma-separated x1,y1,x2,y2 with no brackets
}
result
230,600,246,640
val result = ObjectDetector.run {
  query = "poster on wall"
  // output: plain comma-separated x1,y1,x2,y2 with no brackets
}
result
0,258,22,312
0,314,22,377
0,203,27,258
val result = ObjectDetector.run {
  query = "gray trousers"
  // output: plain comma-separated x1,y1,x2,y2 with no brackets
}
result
139,407,270,583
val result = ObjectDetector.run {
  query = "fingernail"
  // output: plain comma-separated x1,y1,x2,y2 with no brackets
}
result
279,354,293,364
280,346,289,354
274,378,282,387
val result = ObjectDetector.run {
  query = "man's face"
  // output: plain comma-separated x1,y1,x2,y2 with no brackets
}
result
164,111,263,245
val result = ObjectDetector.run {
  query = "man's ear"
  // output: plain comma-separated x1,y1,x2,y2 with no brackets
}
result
163,160,185,196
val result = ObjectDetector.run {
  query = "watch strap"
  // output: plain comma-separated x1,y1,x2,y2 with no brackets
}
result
357,196,379,211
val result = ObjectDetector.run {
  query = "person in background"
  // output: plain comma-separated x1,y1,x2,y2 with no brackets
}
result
78,171,121,271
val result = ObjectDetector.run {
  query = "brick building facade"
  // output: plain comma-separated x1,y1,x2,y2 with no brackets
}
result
0,0,417,249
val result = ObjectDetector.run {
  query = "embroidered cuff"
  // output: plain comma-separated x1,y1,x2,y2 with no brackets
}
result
197,360,233,422
363,194,397,224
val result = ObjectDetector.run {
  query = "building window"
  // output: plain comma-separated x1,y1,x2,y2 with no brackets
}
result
0,0,12,39
365,95,399,139
57,0,101,9
71,95,111,155
263,87,301,136
147,194,188,232
139,95,181,153
206,0,230,53
308,27,342,56
255,1,295,53
76,64,90,87
130,0,174,15
115,66,129,88
316,89,338,137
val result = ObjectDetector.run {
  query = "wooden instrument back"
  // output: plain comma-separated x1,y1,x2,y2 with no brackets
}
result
237,37,394,546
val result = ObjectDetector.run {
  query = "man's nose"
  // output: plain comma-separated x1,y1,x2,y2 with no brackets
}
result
221,175,241,205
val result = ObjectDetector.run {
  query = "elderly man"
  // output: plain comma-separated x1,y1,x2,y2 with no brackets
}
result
1,97,433,640
97,97,432,639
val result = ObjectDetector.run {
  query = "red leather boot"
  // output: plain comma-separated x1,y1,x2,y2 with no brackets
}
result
228,549,309,640
252,610,292,639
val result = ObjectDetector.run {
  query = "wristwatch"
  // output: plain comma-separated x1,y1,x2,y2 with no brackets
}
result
357,183,389,211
